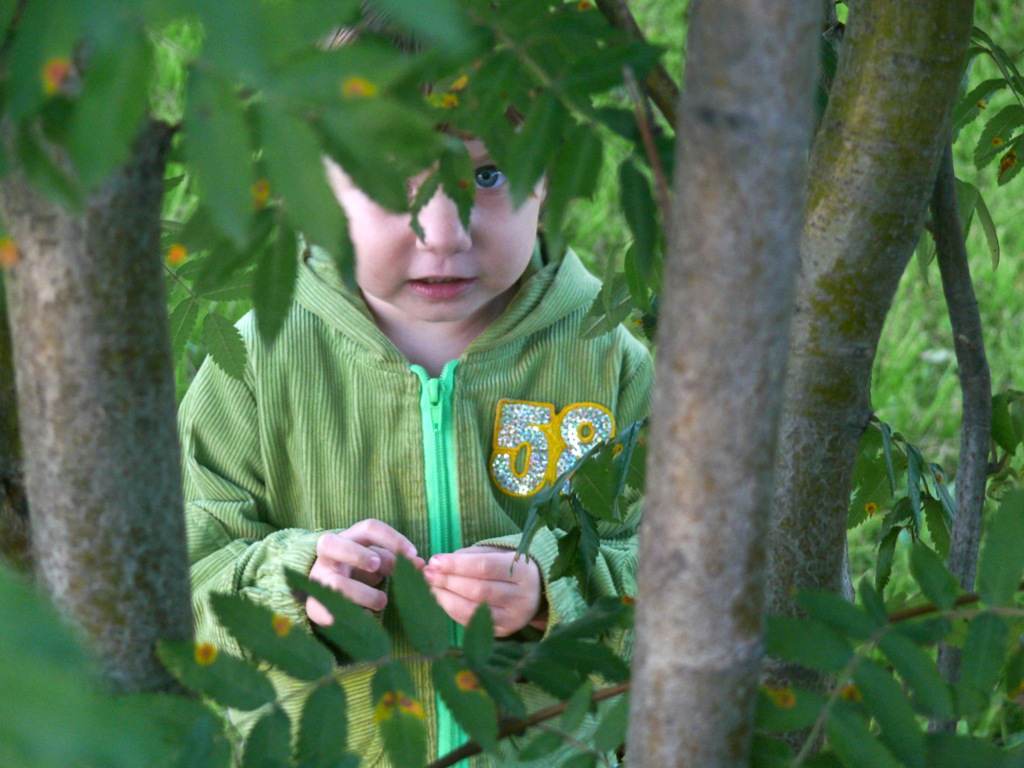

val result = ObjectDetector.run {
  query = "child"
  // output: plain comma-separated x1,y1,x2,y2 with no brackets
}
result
179,134,653,765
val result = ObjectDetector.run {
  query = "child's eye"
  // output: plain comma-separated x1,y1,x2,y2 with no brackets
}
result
474,165,505,190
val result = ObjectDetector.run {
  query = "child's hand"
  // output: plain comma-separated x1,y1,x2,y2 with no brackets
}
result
423,546,546,637
307,520,423,625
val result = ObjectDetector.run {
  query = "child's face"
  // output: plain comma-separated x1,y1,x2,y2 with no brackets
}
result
325,139,545,337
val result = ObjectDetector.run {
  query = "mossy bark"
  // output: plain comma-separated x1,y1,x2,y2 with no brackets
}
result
0,120,193,692
766,0,974,649
627,0,819,765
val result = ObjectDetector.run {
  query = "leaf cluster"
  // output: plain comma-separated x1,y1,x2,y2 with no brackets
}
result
758,490,1024,768
156,562,634,767
516,418,646,598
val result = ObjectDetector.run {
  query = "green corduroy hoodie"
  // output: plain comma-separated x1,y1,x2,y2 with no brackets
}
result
179,247,653,766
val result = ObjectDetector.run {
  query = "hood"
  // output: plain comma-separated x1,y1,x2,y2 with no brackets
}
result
292,244,601,362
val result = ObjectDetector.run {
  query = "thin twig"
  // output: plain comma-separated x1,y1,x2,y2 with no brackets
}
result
594,0,679,129
426,681,630,768
623,66,671,224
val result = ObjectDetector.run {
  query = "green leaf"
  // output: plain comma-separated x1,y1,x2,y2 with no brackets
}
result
68,25,153,189
953,78,1006,135
15,121,83,211
751,736,794,768
852,658,926,768
439,141,475,231
793,591,879,640
825,703,902,768
168,709,233,768
256,105,343,254
858,578,890,626
543,122,604,243
975,105,1024,169
906,444,925,533
517,730,563,761
619,160,659,289
976,490,1024,606
208,593,334,682
285,571,391,662
202,312,247,381
185,66,253,247
373,662,427,768
878,631,954,718
754,685,825,733
972,186,1000,268
370,0,472,51
560,681,594,734
593,691,630,753
579,271,633,340
536,636,629,683
765,616,853,673
168,298,200,364
956,612,1009,716
909,542,958,610
997,140,1024,186
895,617,952,648
432,658,498,749
319,99,443,212
508,90,568,206
6,0,79,121
156,638,277,711
849,428,893,529
253,226,298,346
992,391,1022,454
463,603,494,670
297,681,352,768
924,499,951,559
242,708,292,768
875,526,901,594
392,555,449,656
880,421,897,494
476,666,526,719
924,732,1005,768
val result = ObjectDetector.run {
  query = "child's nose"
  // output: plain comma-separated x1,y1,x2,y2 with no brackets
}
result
416,188,471,256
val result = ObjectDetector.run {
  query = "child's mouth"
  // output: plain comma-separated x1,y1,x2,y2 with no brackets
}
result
409,277,475,300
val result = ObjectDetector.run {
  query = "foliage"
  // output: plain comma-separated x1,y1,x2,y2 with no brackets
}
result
1,554,634,768
756,490,1024,768
0,0,668,391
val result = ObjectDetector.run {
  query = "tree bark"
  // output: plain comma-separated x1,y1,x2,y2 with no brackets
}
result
0,120,193,692
765,0,974,684
930,142,991,729
627,0,819,765
0,282,30,570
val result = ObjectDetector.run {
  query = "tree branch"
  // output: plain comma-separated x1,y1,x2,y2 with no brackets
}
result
594,0,679,129
426,682,630,768
928,141,992,731
932,143,992,594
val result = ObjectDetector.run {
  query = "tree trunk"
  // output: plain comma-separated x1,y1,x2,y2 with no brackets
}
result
0,120,193,693
0,282,30,570
627,0,819,765
765,0,974,680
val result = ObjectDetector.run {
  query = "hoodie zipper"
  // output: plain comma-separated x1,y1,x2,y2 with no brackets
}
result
411,360,467,764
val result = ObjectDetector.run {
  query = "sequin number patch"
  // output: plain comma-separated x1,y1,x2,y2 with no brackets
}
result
490,399,615,497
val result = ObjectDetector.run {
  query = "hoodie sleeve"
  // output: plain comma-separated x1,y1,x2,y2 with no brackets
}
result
179,344,323,657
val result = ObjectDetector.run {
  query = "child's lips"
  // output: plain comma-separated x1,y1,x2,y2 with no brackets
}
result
408,276,476,300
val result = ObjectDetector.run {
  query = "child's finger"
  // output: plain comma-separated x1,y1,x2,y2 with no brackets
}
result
317,532,383,573
427,550,519,582
429,586,486,628
345,519,419,559
310,565,389,612
423,569,515,605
